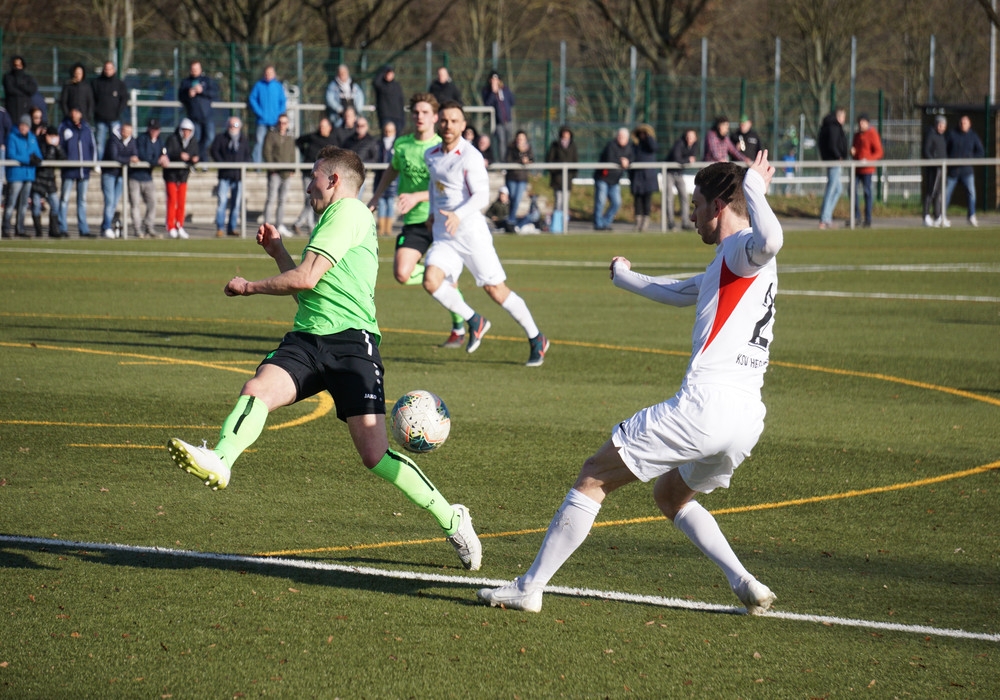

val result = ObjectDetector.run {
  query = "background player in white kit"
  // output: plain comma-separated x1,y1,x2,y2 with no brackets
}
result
479,151,783,613
422,101,549,367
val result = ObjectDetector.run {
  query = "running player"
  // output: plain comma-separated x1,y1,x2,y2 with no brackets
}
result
423,101,549,367
478,150,782,611
167,146,482,571
366,92,468,347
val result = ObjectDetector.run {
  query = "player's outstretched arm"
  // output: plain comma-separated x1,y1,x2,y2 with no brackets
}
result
743,151,784,267
610,258,700,307
749,149,775,189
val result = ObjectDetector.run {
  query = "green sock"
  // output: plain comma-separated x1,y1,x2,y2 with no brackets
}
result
405,263,425,286
214,395,269,468
451,289,466,330
370,449,458,534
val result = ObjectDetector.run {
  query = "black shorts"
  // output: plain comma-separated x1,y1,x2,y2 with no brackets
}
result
259,329,385,422
396,222,433,255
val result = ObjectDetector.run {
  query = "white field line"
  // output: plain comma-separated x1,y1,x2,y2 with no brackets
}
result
2,534,996,643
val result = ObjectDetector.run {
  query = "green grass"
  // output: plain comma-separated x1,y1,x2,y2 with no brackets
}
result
1,227,999,698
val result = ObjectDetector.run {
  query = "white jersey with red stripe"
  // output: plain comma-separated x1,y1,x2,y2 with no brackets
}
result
613,168,782,399
425,141,492,242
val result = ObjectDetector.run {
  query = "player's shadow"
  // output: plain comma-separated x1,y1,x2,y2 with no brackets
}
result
15,323,275,356
0,540,484,606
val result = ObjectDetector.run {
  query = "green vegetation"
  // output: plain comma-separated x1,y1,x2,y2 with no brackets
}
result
1,227,998,697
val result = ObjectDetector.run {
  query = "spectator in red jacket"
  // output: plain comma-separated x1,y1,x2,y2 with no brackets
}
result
851,114,883,227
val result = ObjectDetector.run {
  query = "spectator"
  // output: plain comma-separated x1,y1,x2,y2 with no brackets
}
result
943,115,985,228
248,65,286,164
373,120,398,237
817,107,848,229
178,60,220,161
704,115,748,163
630,123,659,232
476,133,493,165
593,127,633,230
666,128,698,230
3,114,43,238
163,118,200,239
851,113,883,228
262,113,296,237
130,117,169,238
462,126,478,143
343,115,380,162
29,106,47,138
92,61,128,158
504,130,534,231
33,125,66,238
100,122,139,238
58,106,97,237
429,66,462,106
209,116,250,237
485,185,511,231
373,65,405,132
545,125,578,217
481,71,515,163
0,106,11,155
325,64,365,128
781,147,799,195
292,117,337,235
921,115,948,228
3,56,38,120
59,63,94,123
333,105,358,146
731,115,763,161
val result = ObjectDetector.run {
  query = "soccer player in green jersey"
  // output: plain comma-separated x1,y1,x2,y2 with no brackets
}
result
367,92,468,348
167,146,482,571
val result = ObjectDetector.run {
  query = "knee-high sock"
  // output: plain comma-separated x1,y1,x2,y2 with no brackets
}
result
431,283,475,322
370,449,458,534
405,262,425,286
521,488,601,590
501,291,540,339
450,288,467,331
672,501,750,589
214,395,269,468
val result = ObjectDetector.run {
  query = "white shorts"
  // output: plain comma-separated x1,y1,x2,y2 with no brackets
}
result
425,228,507,287
611,384,765,493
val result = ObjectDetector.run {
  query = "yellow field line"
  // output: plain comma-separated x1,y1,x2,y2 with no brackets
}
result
257,460,1000,557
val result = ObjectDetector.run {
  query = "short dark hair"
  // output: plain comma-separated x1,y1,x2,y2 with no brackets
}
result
316,146,365,191
439,100,465,118
409,92,439,113
694,162,748,219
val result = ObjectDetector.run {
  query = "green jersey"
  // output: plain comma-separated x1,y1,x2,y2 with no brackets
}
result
293,197,381,344
390,132,442,225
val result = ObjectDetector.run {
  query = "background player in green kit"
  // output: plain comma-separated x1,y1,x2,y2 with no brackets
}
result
166,146,482,571
367,92,468,348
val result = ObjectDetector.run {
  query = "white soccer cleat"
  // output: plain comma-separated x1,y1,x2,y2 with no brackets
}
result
447,504,482,570
733,576,776,615
176,226,190,239
923,215,934,227
477,577,543,613
167,438,230,490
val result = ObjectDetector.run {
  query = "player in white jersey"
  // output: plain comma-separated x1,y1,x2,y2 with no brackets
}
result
479,151,783,614
422,101,549,366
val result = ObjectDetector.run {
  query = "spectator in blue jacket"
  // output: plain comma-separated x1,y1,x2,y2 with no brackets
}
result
481,71,515,165
248,65,286,163
100,122,139,237
58,107,97,237
130,118,169,238
943,115,986,228
325,64,366,128
3,114,43,238
178,61,220,161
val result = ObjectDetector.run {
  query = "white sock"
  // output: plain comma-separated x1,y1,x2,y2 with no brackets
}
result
521,488,601,590
672,501,750,589
501,291,539,339
431,283,475,321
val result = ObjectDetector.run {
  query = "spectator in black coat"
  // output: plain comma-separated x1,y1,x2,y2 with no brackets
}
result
666,129,698,230
817,107,848,229
629,124,659,231
546,126,578,213
209,116,251,237
59,63,94,123
3,56,38,120
178,60,220,161
429,66,462,106
32,125,66,237
373,65,406,132
293,117,338,234
91,61,129,158
100,122,139,237
943,115,986,227
921,115,948,227
593,127,633,230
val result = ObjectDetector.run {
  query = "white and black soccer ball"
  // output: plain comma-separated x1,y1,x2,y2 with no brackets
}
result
390,390,451,453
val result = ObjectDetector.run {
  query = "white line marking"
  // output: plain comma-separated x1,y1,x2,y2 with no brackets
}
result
781,289,1000,303
2,534,995,642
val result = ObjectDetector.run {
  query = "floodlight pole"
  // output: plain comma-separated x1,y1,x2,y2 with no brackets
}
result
929,35,936,104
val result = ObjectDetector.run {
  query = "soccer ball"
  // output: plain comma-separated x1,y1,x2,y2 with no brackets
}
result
390,390,451,453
